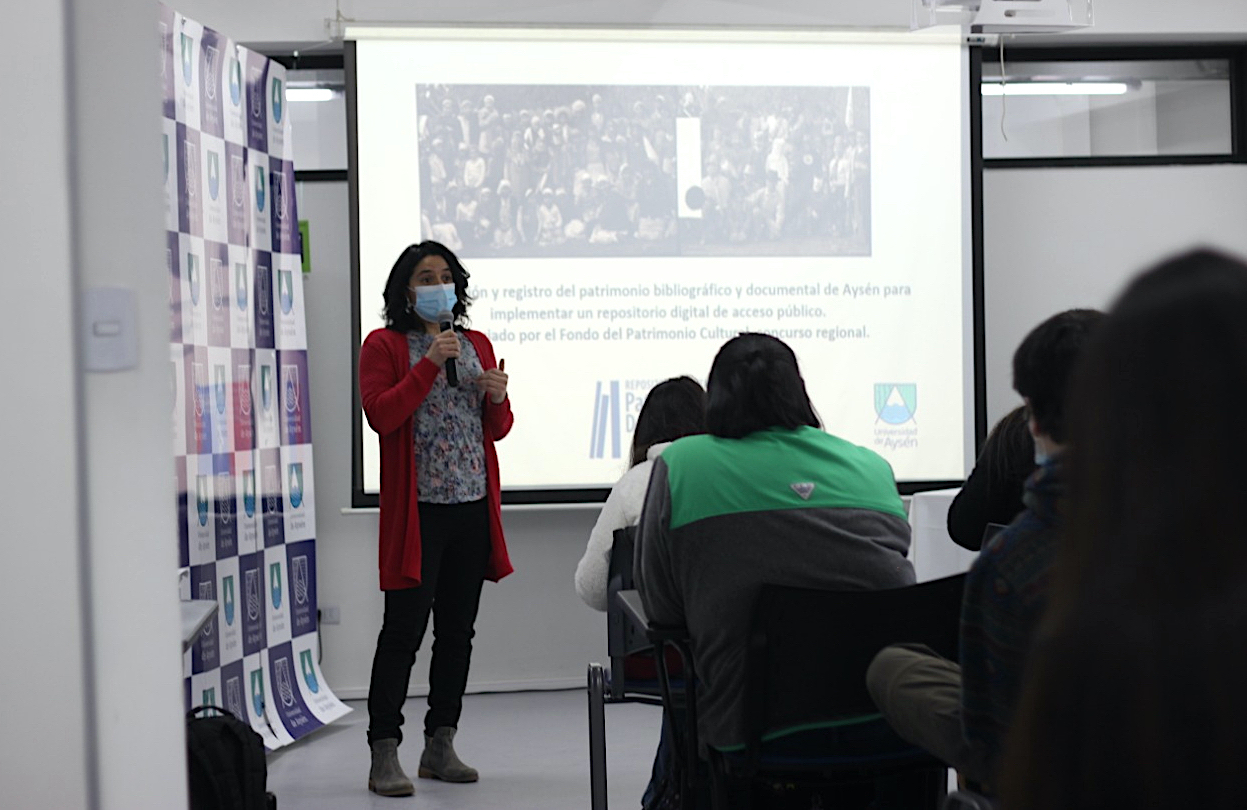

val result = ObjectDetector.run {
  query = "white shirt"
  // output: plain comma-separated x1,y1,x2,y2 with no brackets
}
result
574,442,671,611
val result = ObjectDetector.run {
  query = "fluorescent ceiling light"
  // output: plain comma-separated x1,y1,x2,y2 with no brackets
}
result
287,87,335,102
981,82,1130,97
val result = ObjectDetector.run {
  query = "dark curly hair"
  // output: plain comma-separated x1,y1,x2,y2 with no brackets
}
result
381,241,473,333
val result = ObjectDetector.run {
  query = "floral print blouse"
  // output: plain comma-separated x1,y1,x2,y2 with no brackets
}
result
407,330,487,504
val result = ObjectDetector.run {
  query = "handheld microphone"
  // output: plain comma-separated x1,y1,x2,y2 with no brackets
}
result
437,310,458,387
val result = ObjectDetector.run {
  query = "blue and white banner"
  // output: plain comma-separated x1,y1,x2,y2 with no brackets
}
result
164,5,349,747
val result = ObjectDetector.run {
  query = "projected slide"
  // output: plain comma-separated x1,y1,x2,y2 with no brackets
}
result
354,30,971,495
415,84,870,259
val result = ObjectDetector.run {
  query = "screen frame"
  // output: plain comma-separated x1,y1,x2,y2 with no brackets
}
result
345,31,988,508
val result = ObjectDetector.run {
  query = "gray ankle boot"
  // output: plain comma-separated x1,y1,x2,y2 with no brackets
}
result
418,727,479,782
368,738,415,797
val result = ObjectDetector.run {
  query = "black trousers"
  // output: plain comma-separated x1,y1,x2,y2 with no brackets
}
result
367,498,491,745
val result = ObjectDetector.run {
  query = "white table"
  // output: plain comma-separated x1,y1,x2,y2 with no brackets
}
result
907,487,979,582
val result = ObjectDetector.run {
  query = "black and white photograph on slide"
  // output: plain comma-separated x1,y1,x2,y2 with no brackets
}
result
679,85,872,257
415,83,680,258
413,83,871,259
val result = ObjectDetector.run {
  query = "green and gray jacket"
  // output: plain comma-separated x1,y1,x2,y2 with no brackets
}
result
636,425,914,750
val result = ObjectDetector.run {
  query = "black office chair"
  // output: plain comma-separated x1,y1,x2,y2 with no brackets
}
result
588,527,689,810
705,574,968,809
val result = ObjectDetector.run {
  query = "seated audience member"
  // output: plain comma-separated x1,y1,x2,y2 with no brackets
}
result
637,333,915,754
946,406,1036,550
1000,250,1247,810
575,376,707,611
866,308,1103,788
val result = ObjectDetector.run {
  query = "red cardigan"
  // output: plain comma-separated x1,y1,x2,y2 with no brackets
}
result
359,326,515,590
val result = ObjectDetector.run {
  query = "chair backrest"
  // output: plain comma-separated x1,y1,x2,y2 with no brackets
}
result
746,573,966,743
607,526,651,686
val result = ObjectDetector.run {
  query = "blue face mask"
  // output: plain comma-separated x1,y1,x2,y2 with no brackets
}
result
410,283,458,323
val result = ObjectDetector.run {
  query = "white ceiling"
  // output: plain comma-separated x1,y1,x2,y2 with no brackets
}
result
174,0,1247,48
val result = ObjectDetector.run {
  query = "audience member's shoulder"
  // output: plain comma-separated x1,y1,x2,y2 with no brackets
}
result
817,428,897,474
657,433,716,466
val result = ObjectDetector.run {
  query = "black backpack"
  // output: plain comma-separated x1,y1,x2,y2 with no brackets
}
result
186,705,275,810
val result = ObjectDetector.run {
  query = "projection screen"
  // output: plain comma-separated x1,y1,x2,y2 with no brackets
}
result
349,27,976,502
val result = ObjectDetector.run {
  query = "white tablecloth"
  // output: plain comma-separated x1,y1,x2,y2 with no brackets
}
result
907,487,979,582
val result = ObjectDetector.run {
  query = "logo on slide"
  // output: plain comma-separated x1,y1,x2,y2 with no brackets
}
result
251,668,265,715
874,384,917,426
299,649,319,694
589,380,623,460
222,574,236,626
270,562,283,610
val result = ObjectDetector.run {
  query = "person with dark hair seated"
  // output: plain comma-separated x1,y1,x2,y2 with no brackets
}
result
1000,249,1247,810
946,405,1035,551
867,308,1103,789
575,376,706,611
636,333,914,760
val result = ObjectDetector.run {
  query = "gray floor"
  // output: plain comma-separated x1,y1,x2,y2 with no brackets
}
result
267,690,662,810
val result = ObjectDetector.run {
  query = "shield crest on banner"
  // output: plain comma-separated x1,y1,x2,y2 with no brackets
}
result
196,475,209,527
180,33,193,86
273,173,286,222
292,556,309,605
271,77,283,123
223,575,236,625
257,266,270,316
204,45,218,101
230,155,245,209
300,650,320,694
202,687,216,707
254,166,265,211
873,383,918,426
187,253,200,306
279,269,293,315
207,151,220,201
193,362,206,417
270,562,283,610
283,365,300,414
229,57,242,106
184,143,197,199
225,676,242,717
249,66,263,119
216,471,232,524
264,465,279,515
260,365,273,413
275,658,295,707
250,669,265,715
211,259,226,311
242,469,256,517
245,568,260,622
213,364,226,414
235,262,248,311
288,462,303,509
237,363,252,417
198,580,214,636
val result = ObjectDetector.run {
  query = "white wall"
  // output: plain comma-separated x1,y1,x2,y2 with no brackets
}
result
0,2,187,809
171,0,1247,47
982,164,1247,426
0,3,91,808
